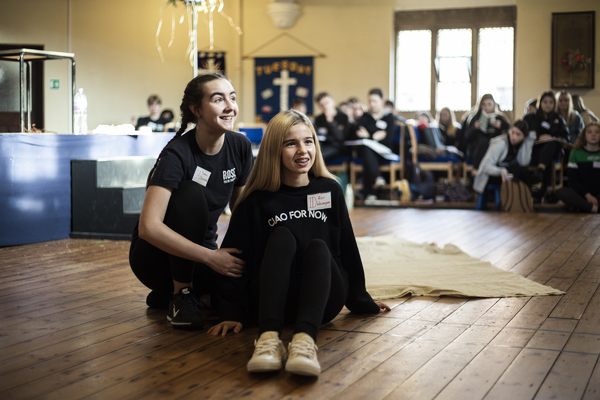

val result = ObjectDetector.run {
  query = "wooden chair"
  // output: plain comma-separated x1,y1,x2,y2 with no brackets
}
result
349,120,406,199
407,124,461,182
528,157,564,191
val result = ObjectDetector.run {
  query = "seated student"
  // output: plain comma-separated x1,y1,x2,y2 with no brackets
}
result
556,90,585,144
136,95,171,132
556,122,600,213
523,98,537,118
208,110,390,376
524,90,569,198
161,109,177,132
313,92,350,163
437,107,462,148
351,88,395,200
347,97,365,124
129,74,253,329
473,120,535,208
572,94,599,126
464,94,510,174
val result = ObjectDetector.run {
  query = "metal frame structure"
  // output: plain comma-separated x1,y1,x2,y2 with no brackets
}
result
0,48,76,133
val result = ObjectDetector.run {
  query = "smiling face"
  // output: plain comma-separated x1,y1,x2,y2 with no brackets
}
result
585,124,600,147
509,126,525,146
280,123,316,186
194,79,238,134
540,95,555,115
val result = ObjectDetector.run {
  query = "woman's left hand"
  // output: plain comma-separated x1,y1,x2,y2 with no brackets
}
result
207,321,243,336
375,301,391,312
491,119,501,129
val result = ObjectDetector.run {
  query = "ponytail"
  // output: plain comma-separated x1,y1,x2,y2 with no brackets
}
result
148,73,229,179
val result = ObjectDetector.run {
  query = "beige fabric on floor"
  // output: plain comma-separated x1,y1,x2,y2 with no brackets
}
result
358,236,564,299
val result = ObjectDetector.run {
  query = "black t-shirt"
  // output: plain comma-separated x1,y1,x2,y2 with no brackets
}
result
136,116,170,132
149,131,253,248
218,177,380,323
354,112,395,149
313,109,349,148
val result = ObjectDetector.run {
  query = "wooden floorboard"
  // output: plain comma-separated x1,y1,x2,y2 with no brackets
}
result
0,208,599,399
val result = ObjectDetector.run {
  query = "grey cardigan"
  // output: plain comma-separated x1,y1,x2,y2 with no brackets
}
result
473,131,536,193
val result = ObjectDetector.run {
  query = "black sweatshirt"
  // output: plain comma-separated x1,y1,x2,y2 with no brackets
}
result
217,177,380,323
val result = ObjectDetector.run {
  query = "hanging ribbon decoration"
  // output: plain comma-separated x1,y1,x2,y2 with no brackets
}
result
156,0,242,67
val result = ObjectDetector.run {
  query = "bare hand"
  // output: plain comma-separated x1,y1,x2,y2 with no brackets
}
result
474,120,482,130
207,248,245,277
471,169,478,177
375,301,391,312
207,321,243,336
491,119,501,129
585,193,598,207
325,108,336,123
357,126,370,138
372,130,386,142
538,134,553,142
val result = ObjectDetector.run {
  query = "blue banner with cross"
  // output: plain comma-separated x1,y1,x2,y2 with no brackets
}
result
254,56,314,123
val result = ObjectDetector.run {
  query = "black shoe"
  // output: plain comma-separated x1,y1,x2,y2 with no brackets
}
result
146,290,171,309
167,287,204,329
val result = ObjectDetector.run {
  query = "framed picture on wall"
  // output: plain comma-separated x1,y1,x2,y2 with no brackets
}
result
551,11,595,89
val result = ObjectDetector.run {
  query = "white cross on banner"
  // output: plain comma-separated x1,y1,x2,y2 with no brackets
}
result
254,57,313,123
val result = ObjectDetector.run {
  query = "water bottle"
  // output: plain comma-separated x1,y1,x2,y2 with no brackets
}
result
345,183,354,210
74,88,88,134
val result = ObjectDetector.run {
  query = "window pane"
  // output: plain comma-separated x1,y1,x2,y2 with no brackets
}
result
478,27,514,111
436,29,472,111
396,30,431,111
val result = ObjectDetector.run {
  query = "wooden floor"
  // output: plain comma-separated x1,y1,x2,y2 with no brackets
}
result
1,208,599,400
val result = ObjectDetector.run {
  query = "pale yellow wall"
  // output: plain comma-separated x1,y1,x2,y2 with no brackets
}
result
1,0,599,132
516,0,600,118
0,0,242,132
238,0,394,122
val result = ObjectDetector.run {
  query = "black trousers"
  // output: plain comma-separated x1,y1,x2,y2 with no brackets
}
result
129,181,214,295
358,146,386,197
531,141,560,186
556,187,599,213
258,226,347,341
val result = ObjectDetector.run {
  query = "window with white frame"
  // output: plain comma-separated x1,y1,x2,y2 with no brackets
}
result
394,7,516,117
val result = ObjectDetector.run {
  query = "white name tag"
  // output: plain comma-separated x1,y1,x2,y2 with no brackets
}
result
192,166,211,187
318,127,328,134
376,120,388,130
593,161,600,168
307,192,332,211
541,121,551,130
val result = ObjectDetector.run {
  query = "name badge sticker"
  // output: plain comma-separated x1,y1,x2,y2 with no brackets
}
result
593,161,600,169
308,192,332,211
541,121,551,130
192,166,211,187
376,120,388,130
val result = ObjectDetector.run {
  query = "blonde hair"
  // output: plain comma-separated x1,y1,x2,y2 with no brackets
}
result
556,90,577,125
574,122,600,150
437,107,457,138
234,110,336,209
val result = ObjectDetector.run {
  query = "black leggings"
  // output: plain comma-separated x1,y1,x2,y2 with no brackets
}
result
556,187,599,213
129,181,214,295
258,226,347,341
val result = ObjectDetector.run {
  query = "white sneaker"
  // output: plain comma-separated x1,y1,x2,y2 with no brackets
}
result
247,331,287,372
374,176,386,189
285,332,321,376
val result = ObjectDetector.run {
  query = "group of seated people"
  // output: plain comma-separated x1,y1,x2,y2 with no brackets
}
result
310,88,600,213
